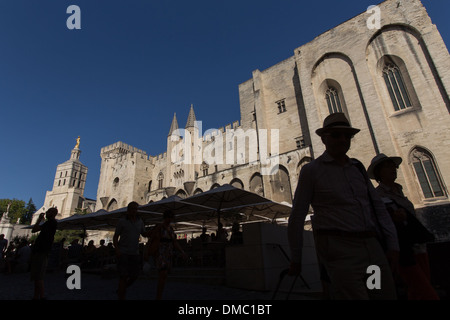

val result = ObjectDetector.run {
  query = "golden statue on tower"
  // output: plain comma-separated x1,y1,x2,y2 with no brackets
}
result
75,136,80,149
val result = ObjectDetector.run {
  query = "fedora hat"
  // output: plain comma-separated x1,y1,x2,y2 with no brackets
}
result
315,113,360,137
367,153,403,180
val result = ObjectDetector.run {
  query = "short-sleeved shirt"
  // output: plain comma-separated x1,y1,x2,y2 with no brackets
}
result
114,217,146,255
32,219,57,254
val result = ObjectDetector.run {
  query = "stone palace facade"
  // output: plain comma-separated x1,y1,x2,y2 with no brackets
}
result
33,0,450,238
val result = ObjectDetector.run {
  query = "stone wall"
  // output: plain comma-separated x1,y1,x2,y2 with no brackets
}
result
236,0,450,210
416,203,450,242
95,0,450,220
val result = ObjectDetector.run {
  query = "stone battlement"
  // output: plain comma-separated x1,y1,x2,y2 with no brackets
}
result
100,141,147,156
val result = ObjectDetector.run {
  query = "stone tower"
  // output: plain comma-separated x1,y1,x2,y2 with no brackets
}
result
165,105,201,198
95,141,154,210
32,137,92,223
182,105,200,196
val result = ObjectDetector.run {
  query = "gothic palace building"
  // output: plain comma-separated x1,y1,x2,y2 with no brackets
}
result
34,0,450,239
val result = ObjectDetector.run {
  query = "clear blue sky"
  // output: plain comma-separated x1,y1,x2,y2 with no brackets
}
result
0,0,448,209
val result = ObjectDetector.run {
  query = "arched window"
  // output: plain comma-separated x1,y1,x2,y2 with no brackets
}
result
411,148,446,199
325,87,343,114
382,63,412,111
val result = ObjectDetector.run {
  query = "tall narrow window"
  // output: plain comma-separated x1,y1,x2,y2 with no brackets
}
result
411,148,446,199
201,161,209,176
158,172,164,189
383,63,412,111
325,87,343,114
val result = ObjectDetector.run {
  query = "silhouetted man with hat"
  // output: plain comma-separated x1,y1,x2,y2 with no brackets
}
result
288,113,399,299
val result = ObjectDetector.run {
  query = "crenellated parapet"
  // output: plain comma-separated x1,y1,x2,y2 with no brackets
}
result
101,141,147,159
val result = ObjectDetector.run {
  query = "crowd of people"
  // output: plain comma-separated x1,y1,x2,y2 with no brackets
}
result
189,222,243,245
0,235,32,274
0,235,117,275
115,202,246,300
0,220,244,279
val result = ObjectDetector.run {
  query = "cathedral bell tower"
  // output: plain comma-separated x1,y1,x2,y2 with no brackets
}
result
32,137,89,222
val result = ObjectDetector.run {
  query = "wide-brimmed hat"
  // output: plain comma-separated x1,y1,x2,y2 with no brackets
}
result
367,153,403,180
315,113,360,137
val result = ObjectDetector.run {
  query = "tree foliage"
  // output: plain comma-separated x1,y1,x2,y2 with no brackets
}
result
0,198,36,224
24,198,37,224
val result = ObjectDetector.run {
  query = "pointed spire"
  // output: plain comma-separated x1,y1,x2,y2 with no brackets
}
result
185,104,196,129
168,113,179,136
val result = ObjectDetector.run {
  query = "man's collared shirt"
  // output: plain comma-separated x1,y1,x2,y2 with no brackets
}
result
288,151,399,263
114,217,145,255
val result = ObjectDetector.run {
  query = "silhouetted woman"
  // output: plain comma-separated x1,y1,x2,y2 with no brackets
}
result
150,210,187,300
